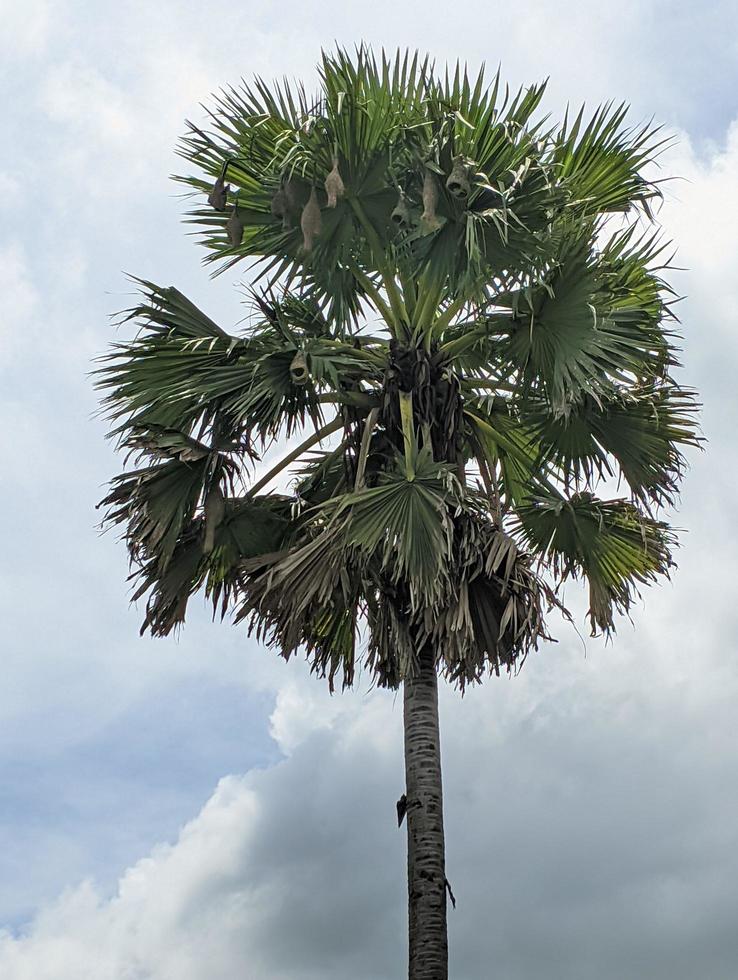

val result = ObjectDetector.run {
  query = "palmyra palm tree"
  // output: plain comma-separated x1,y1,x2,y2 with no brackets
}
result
97,48,699,980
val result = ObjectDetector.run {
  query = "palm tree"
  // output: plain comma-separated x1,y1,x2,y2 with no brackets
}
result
97,48,699,980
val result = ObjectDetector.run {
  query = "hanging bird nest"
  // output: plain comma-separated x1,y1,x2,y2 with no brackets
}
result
271,177,307,229
284,178,303,212
300,187,322,251
289,350,310,385
391,189,412,228
270,185,289,227
207,173,229,211
421,169,442,232
446,156,472,199
324,157,345,208
226,200,244,247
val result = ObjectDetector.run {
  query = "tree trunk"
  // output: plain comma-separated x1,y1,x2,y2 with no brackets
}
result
403,647,448,979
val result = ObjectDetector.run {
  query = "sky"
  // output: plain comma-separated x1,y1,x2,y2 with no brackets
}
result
1,0,737,977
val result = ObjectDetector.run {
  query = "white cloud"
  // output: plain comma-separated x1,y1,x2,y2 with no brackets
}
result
0,242,37,320
0,243,38,364
0,0,51,58
40,62,134,143
27,9,313,214
661,123,738,323
268,679,346,754
0,172,21,204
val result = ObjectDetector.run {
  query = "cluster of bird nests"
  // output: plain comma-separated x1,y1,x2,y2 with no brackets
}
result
205,154,475,251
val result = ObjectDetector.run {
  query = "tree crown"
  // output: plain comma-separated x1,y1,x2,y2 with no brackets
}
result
97,47,700,690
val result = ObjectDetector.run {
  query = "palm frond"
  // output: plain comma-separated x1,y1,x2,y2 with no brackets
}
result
336,444,459,608
553,102,669,215
128,495,292,637
530,383,701,506
514,491,676,634
424,512,555,687
464,396,549,510
99,454,214,573
235,521,363,691
96,281,385,453
489,226,680,413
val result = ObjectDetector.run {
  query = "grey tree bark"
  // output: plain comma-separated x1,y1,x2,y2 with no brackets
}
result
403,647,448,980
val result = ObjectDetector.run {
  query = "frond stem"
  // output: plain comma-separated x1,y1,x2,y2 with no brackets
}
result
413,279,444,341
431,292,471,338
397,266,418,321
354,407,380,490
346,259,396,326
399,390,416,480
349,197,409,337
247,416,344,496
318,391,381,409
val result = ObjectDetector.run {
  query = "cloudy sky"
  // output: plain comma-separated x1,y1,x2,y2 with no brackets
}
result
1,1,737,977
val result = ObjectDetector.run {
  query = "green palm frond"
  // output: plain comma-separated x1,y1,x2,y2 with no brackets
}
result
176,50,679,344
320,46,430,171
488,227,678,412
205,496,292,615
96,281,385,454
337,444,459,607
531,383,701,506
553,102,669,215
96,280,239,435
99,453,214,574
128,495,291,637
464,396,548,510
515,491,676,634
247,443,459,625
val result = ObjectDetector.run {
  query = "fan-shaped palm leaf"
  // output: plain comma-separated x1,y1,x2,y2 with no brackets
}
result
515,490,676,634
